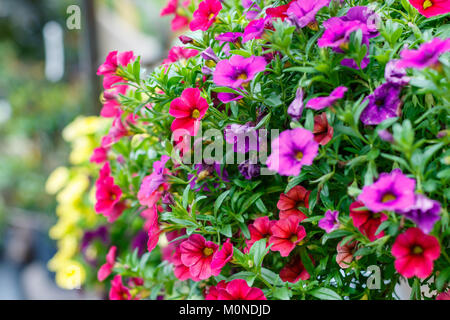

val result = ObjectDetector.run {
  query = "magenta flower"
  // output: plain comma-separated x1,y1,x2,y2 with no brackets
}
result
206,279,267,300
242,18,269,43
287,0,330,28
242,0,261,20
266,128,319,176
397,38,450,69
163,46,199,65
318,210,340,233
95,177,122,215
287,88,304,121
210,239,234,270
224,122,259,153
97,246,117,282
358,169,416,213
306,86,347,110
215,32,243,43
137,155,171,208
385,59,410,86
169,88,209,136
360,83,402,125
399,194,441,234
341,6,380,38
97,51,135,90
213,55,267,89
408,0,450,18
180,234,220,280
109,275,132,300
189,0,222,31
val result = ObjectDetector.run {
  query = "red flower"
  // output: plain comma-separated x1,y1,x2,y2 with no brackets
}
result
391,227,440,279
98,246,117,282
269,216,307,257
180,234,220,280
336,239,362,269
266,1,295,20
349,201,388,242
169,88,209,136
280,254,312,283
206,279,266,300
436,291,450,300
189,0,222,31
277,185,310,221
109,275,132,300
211,239,234,270
408,0,450,18
313,112,334,145
245,216,275,251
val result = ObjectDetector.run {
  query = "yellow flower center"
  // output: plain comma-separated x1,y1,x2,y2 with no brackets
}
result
295,151,304,161
381,192,396,203
209,12,215,20
290,235,298,243
307,21,319,31
339,42,349,51
197,170,210,181
423,0,433,9
412,245,423,255
191,109,201,119
203,247,214,256
237,73,248,80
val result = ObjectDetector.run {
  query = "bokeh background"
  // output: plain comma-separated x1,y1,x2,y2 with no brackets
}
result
0,0,174,299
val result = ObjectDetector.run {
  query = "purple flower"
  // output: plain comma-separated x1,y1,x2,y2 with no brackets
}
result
215,32,243,43
306,86,347,110
213,55,267,89
397,38,450,69
399,194,441,234
188,162,229,191
243,18,268,43
217,92,243,103
266,128,319,176
358,169,416,213
377,129,394,143
287,0,330,29
81,226,109,265
224,122,259,153
318,210,340,233
385,59,410,86
242,0,261,20
341,6,380,38
360,83,402,125
238,160,261,180
202,47,219,75
288,88,304,121
318,17,362,52
132,231,148,256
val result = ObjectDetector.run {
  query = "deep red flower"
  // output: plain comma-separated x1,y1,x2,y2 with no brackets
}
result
391,227,440,279
180,234,220,280
266,1,295,20
277,185,310,221
313,112,334,145
169,88,209,136
280,254,312,283
349,201,388,242
408,0,450,18
206,279,266,300
245,216,276,251
98,246,117,282
189,0,222,31
109,275,132,300
269,216,307,257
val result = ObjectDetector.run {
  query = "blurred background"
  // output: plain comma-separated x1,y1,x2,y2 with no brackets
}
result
0,0,174,299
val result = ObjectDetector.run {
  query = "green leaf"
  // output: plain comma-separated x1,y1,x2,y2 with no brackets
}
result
308,287,342,300
214,189,231,215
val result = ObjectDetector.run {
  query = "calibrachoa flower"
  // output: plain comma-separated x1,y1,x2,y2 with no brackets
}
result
224,122,259,153
180,234,220,280
213,55,267,89
171,246,200,281
318,210,340,233
242,18,269,43
313,112,334,145
384,59,410,86
341,6,380,38
397,38,450,69
336,240,362,269
210,239,234,270
391,227,440,279
246,216,275,251
138,155,171,208
98,246,117,281
408,0,450,17
206,279,267,300
269,216,307,257
287,88,304,121
360,83,402,125
349,201,388,242
266,1,293,21
160,0,191,31
280,255,311,283
95,176,122,216
97,51,135,90
287,0,330,29
306,86,347,110
169,88,209,136
399,194,441,234
188,162,229,191
277,185,310,221
358,169,416,213
238,160,261,180
242,0,261,20
109,275,132,300
436,291,450,300
190,0,222,31
267,128,319,176
163,46,199,65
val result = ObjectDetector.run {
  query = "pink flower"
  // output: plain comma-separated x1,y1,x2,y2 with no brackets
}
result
180,234,220,280
101,85,127,118
397,38,450,69
408,0,450,18
211,239,234,270
98,246,117,281
306,86,347,110
138,156,171,208
318,210,340,233
246,216,275,251
391,227,440,279
336,240,362,269
97,51,135,90
172,246,200,281
95,177,122,215
90,145,109,164
109,275,132,300
269,216,307,257
206,279,267,300
436,291,450,300
189,0,222,31
147,220,161,253
162,46,199,65
169,88,209,136
213,55,267,89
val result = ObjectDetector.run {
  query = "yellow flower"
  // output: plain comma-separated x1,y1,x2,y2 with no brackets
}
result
55,261,86,290
69,136,96,164
56,174,89,205
46,167,70,195
56,204,82,220
49,215,79,240
62,116,110,142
